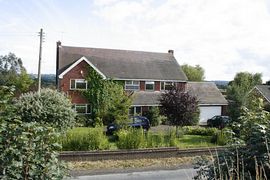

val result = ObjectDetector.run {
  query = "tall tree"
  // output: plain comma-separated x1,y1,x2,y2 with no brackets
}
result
227,72,262,121
160,86,199,135
0,53,33,94
181,64,205,81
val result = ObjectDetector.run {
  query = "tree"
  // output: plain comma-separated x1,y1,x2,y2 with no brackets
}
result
15,88,77,132
160,86,199,135
0,53,33,94
181,64,205,81
227,72,262,121
84,68,131,126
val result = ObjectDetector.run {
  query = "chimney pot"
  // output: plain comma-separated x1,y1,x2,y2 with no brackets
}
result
168,49,174,54
57,41,61,47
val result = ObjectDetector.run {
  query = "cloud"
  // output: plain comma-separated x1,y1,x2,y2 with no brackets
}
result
1,0,270,82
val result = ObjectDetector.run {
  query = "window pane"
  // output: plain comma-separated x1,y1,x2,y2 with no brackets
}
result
146,81,154,90
135,106,141,114
75,105,86,114
70,80,75,89
133,81,139,85
86,104,91,114
161,82,164,90
76,81,87,89
126,80,132,84
126,85,139,90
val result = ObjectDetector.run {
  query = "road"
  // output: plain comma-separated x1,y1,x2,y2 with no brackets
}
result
69,168,197,180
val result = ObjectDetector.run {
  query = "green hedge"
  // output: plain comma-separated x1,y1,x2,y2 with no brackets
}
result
61,127,110,151
182,126,219,136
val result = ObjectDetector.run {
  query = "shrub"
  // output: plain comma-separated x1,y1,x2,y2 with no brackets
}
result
145,132,164,148
61,127,110,151
116,128,145,149
0,119,67,179
15,88,76,132
182,126,218,136
145,107,161,126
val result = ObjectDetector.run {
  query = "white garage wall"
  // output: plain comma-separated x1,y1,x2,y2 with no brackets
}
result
199,106,222,125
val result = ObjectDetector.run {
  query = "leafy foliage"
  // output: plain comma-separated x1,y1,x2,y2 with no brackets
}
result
0,85,15,113
0,119,67,179
194,98,270,179
160,86,199,127
15,88,77,132
0,53,33,94
181,64,205,81
84,68,131,126
181,126,218,136
144,107,162,126
227,72,262,121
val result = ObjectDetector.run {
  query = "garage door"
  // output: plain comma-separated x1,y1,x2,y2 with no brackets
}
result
199,106,222,125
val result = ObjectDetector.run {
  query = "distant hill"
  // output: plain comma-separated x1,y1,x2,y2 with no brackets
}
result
29,74,56,88
208,80,229,89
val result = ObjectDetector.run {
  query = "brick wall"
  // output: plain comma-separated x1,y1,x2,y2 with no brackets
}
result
140,81,145,91
59,60,89,104
155,81,160,91
176,82,187,91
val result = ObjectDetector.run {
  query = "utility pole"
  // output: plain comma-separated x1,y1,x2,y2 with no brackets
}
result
37,28,44,95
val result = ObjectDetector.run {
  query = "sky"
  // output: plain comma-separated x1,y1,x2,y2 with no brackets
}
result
0,0,270,82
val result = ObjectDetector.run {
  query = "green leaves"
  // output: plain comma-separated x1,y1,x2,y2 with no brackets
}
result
0,120,67,179
15,89,77,132
181,64,205,82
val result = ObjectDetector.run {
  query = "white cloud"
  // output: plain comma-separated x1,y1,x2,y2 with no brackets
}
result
1,0,270,82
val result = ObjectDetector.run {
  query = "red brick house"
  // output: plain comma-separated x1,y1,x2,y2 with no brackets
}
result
56,42,227,124
56,41,187,115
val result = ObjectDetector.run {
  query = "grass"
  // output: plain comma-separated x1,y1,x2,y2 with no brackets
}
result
178,135,215,148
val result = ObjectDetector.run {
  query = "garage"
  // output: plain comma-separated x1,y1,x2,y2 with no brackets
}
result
199,106,222,125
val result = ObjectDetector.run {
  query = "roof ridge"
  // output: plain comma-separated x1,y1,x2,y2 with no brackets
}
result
61,45,170,55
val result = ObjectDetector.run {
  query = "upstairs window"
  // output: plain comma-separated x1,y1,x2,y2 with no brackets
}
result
70,79,87,90
161,82,175,91
72,104,91,114
145,81,154,91
125,80,140,91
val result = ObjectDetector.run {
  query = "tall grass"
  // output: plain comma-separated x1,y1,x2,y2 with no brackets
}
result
61,127,110,151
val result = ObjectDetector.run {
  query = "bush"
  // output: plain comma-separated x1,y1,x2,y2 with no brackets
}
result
61,127,110,151
145,132,164,148
145,107,161,126
182,126,218,136
164,128,178,147
15,88,76,132
116,128,145,149
210,130,228,145
0,119,67,179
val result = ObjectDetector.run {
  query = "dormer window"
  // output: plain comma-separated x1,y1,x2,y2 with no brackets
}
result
70,79,87,90
145,81,154,91
161,82,175,91
125,80,140,91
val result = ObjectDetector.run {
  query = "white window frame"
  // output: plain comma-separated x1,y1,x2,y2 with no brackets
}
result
125,80,140,91
145,81,155,91
70,79,88,90
73,104,91,114
129,106,142,116
161,82,175,91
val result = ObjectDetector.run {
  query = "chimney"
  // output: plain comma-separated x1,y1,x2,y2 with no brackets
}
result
168,49,174,54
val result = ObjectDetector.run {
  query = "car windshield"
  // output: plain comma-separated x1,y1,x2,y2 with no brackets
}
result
133,117,142,123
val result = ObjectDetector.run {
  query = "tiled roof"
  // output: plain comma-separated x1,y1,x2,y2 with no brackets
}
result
57,45,187,81
254,85,270,102
187,82,228,105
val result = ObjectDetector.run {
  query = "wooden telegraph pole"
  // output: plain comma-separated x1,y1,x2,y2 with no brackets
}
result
37,28,44,94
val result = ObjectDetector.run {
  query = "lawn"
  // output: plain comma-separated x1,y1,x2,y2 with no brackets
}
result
178,135,215,148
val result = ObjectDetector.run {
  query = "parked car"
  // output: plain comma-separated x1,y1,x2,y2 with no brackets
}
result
106,116,150,135
207,115,231,129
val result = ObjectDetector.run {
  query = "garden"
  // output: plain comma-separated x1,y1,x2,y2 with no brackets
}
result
60,125,227,151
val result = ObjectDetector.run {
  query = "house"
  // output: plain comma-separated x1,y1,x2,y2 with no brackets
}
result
187,82,228,125
249,85,270,111
56,42,187,115
56,42,228,123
